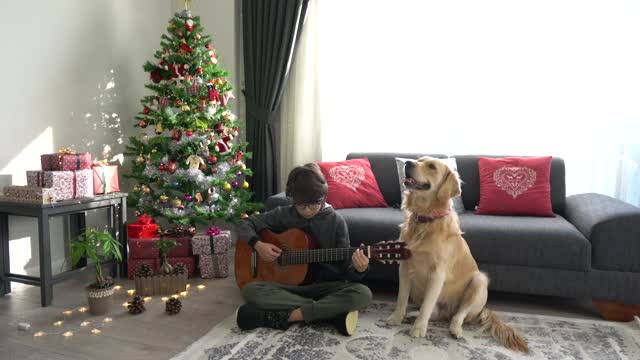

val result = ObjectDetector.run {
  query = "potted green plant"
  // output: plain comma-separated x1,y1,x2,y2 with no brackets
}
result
70,228,122,315
134,238,187,296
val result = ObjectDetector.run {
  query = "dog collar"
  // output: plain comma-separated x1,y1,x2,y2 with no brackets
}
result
413,208,452,223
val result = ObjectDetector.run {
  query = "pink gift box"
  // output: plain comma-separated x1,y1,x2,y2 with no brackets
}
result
41,153,92,171
191,231,231,255
199,254,229,278
26,169,93,201
92,164,120,194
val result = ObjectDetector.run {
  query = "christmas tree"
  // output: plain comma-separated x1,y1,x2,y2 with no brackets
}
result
125,6,261,226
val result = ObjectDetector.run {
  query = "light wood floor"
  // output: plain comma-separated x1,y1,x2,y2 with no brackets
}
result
0,266,601,360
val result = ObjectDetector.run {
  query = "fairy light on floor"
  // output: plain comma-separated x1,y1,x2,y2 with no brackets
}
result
62,310,73,316
180,291,188,297
114,285,122,291
91,329,101,335
62,331,73,338
161,296,169,302
122,302,129,308
197,285,205,290
144,297,152,301
34,331,45,337
172,294,180,299
80,321,90,327
77,307,87,313
186,284,191,289
53,321,63,327
103,317,112,323
127,289,135,296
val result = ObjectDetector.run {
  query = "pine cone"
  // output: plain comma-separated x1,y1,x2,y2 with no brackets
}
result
128,295,146,315
165,297,182,315
173,263,187,276
136,264,154,278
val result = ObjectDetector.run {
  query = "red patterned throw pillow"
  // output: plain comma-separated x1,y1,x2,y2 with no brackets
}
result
476,156,554,217
316,158,387,209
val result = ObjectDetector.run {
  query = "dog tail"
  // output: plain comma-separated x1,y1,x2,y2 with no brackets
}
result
477,308,528,353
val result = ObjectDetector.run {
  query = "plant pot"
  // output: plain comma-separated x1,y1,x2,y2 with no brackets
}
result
86,284,115,316
134,273,188,296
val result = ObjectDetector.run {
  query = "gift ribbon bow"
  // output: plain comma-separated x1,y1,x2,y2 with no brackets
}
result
58,147,75,155
137,214,154,225
206,226,221,236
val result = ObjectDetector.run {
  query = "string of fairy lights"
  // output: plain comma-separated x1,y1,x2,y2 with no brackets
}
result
15,283,207,338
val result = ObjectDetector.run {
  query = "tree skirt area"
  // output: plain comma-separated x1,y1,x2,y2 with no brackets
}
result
172,301,640,360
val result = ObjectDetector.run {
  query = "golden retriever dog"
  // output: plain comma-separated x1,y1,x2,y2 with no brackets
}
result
386,156,528,353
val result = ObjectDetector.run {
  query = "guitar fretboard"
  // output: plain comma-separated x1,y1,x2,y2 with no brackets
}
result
279,247,368,266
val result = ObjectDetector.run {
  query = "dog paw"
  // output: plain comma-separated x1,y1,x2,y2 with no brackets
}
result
410,323,428,338
386,312,404,326
449,325,463,339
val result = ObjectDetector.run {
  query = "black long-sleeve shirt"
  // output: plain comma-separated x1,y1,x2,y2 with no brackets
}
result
237,204,368,282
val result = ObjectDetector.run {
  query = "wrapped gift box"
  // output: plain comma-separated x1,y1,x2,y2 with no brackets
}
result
128,238,160,259
127,215,159,239
128,258,159,280
1,186,56,204
92,164,120,194
191,229,231,255
26,169,93,201
164,256,195,278
199,254,229,278
128,236,191,260
41,153,92,171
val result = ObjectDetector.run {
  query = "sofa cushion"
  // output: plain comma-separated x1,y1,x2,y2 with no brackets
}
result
476,156,554,217
347,152,447,208
337,207,404,246
455,155,566,214
459,213,590,271
317,158,387,209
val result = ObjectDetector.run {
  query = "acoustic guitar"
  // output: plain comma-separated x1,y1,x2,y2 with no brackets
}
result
235,228,411,289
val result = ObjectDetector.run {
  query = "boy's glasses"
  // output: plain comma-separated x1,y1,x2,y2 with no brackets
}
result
294,199,324,211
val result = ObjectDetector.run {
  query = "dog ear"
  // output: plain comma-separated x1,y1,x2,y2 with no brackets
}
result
437,168,461,202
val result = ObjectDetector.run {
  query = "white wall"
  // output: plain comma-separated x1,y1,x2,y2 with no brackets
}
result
0,1,172,277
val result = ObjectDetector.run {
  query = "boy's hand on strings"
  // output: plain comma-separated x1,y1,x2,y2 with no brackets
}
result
255,240,282,262
352,244,369,272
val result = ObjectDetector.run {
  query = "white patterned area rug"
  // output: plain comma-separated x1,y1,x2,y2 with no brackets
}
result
172,301,640,360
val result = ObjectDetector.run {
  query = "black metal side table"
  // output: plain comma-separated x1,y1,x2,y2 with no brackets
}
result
0,193,128,306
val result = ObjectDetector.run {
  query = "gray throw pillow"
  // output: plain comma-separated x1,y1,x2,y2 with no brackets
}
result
395,157,465,214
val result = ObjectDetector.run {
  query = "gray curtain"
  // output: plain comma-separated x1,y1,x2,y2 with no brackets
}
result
242,0,309,202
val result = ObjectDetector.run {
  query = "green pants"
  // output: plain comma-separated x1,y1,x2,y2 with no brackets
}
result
241,281,372,323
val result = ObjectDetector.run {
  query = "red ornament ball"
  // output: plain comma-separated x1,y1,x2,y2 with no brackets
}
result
197,67,203,74
185,130,193,137
207,155,217,164
211,166,219,174
159,164,165,171
200,164,207,171
139,120,147,128
150,70,163,84
205,43,212,49
143,108,149,115
213,123,226,134
167,161,177,173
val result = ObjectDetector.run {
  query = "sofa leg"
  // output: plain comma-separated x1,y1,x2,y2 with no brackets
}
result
593,300,640,322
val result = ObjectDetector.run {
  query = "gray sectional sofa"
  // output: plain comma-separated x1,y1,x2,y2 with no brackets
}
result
266,152,640,306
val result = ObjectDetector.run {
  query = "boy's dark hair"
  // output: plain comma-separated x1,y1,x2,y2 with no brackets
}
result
285,163,328,204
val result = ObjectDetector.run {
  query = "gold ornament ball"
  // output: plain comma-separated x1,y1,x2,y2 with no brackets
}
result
134,210,142,217
156,179,164,186
142,186,151,194
159,194,169,203
181,104,191,111
240,213,249,219
253,211,260,216
171,198,183,207
223,183,232,191
136,156,146,165
139,133,148,141
242,181,249,189
240,163,247,170
151,149,157,154
133,185,141,192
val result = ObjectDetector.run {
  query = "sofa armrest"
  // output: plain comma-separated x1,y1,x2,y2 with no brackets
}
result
564,193,640,272
265,192,291,211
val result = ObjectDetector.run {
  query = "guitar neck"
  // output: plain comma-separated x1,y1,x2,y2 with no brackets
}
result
280,247,367,266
